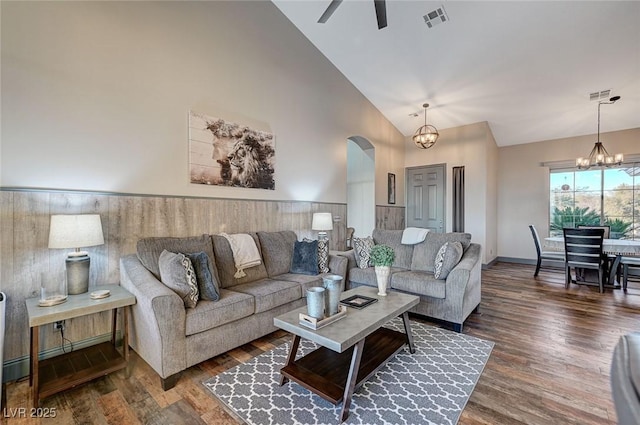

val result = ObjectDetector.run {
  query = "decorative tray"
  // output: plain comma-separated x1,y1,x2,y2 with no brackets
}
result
299,305,347,330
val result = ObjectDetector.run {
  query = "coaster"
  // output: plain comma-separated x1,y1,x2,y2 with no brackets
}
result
90,289,111,300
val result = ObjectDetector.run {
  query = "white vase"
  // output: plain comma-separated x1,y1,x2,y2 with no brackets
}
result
375,265,390,296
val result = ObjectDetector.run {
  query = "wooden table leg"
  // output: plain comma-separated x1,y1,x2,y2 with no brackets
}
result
111,308,118,345
279,334,300,386
340,339,365,422
31,325,40,407
123,306,131,378
401,312,416,354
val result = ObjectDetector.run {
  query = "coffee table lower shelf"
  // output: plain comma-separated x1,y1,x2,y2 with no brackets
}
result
279,326,407,404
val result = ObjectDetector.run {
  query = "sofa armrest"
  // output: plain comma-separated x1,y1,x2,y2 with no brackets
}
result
328,255,348,290
445,243,482,302
120,254,186,379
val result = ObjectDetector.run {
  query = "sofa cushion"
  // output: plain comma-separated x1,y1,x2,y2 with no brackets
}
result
137,234,216,280
372,229,414,269
257,231,297,277
212,233,268,288
411,232,472,273
158,250,199,308
185,289,255,336
349,267,405,288
433,241,464,280
232,279,301,314
353,236,374,268
186,251,220,301
290,240,319,275
275,273,324,293
390,271,446,299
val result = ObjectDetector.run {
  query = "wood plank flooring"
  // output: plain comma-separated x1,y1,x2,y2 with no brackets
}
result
3,262,639,424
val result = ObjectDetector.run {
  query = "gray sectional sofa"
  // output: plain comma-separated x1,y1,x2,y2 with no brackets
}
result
344,229,482,332
119,230,347,390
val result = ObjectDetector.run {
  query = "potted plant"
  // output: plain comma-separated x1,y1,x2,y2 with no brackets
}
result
369,244,395,296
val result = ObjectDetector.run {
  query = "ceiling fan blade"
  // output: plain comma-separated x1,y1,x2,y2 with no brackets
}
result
374,0,387,29
318,0,343,24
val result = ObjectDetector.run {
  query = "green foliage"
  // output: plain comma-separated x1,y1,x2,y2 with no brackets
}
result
369,244,395,267
605,218,633,236
550,206,600,231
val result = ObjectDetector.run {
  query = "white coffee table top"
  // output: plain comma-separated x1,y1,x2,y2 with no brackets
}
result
274,286,419,353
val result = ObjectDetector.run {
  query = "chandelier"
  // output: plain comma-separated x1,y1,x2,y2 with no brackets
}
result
413,103,439,149
576,96,623,169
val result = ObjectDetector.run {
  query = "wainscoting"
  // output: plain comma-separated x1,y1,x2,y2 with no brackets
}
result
0,188,405,381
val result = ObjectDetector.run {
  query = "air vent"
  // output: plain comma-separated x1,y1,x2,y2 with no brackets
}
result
590,89,611,101
423,6,448,28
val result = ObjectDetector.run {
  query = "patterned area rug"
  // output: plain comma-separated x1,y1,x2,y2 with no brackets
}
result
204,318,493,425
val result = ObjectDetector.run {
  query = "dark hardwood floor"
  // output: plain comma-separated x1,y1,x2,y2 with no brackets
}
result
4,262,639,424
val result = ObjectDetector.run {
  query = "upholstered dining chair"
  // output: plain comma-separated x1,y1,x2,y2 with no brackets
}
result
620,256,640,291
563,227,606,293
528,225,564,277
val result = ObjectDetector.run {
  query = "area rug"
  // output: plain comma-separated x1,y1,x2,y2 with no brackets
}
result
204,318,493,425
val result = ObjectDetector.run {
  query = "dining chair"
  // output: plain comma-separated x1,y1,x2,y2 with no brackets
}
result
620,256,640,291
577,225,611,239
563,227,606,293
529,225,564,277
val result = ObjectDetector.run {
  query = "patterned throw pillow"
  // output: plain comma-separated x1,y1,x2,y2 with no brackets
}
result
433,241,464,280
158,250,199,308
303,237,330,273
353,236,375,269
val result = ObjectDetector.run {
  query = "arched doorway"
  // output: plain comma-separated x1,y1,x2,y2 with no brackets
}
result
347,136,375,238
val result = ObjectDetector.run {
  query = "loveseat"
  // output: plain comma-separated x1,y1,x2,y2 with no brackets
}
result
343,229,481,332
119,231,347,390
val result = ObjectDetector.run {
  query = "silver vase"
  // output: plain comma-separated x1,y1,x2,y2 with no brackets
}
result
322,274,343,316
306,287,325,319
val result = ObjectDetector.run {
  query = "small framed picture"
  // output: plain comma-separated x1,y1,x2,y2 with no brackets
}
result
388,173,396,204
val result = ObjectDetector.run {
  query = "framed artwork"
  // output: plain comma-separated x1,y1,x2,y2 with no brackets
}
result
189,110,275,190
388,173,396,204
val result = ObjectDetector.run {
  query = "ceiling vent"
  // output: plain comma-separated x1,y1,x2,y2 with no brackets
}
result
423,6,448,28
590,89,612,101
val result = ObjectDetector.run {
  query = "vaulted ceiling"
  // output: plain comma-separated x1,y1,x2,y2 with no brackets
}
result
273,1,640,146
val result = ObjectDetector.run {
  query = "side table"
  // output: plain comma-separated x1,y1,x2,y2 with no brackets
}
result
25,285,136,407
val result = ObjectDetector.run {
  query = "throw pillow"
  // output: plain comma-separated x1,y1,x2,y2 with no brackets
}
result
158,250,199,308
433,241,464,280
290,240,319,276
353,236,375,269
186,252,220,301
303,237,329,273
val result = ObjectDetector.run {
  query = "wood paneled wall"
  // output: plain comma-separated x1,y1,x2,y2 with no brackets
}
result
0,189,349,365
376,205,405,230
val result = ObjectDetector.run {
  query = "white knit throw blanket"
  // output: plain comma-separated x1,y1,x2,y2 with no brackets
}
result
401,227,430,245
220,233,262,278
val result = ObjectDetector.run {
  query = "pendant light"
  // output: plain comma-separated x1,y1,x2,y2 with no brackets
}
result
576,96,624,169
413,103,439,149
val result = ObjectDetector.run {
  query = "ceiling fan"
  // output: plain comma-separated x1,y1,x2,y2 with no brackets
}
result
318,0,388,30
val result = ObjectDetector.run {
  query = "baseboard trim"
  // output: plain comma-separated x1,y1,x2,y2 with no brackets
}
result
2,331,121,384
497,256,564,267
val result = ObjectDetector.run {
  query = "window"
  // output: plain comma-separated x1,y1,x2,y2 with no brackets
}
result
549,164,639,239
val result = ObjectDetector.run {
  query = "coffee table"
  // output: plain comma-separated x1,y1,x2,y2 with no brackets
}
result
273,286,419,422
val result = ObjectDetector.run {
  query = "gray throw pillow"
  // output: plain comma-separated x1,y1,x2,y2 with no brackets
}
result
353,236,374,269
186,252,220,301
433,241,463,280
290,240,319,275
158,250,199,308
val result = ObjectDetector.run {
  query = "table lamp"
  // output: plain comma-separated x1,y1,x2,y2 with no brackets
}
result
48,214,105,295
312,213,333,241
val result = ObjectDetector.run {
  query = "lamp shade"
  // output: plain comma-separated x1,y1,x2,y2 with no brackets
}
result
312,213,333,231
48,214,105,249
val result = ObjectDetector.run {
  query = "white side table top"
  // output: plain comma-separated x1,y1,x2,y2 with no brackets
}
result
25,285,136,327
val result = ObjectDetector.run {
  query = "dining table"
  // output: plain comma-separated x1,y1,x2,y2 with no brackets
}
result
544,236,640,286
